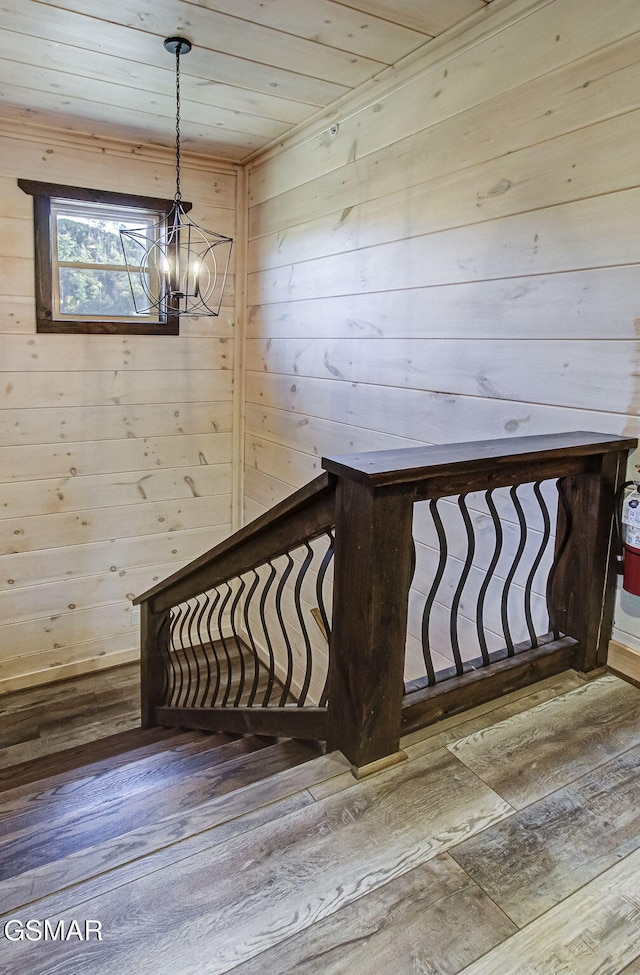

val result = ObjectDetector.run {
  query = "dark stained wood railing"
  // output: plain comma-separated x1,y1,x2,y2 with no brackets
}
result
136,431,635,775
136,473,335,739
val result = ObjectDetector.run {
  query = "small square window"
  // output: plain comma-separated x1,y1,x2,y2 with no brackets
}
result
19,180,188,334
51,198,162,323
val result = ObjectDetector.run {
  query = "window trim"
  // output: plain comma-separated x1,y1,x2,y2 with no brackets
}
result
18,180,191,335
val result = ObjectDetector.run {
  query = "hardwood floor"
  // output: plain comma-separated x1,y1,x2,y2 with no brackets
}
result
0,663,142,772
0,666,640,973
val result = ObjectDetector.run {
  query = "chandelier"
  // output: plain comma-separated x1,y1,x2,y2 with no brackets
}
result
120,37,233,319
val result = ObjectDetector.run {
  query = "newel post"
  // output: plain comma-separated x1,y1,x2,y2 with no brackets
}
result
549,448,630,673
324,464,414,776
140,599,170,727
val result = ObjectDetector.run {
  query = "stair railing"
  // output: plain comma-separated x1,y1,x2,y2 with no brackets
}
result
137,473,335,741
136,431,635,775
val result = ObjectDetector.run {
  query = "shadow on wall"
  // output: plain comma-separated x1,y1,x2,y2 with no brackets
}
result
619,589,640,620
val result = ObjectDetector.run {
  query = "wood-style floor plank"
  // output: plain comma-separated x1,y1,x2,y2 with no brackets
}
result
450,741,640,926
0,676,138,729
0,707,142,771
26,687,139,734
399,670,588,749
452,846,640,975
0,747,513,975
0,732,254,827
311,670,590,802
0,727,205,793
0,664,141,770
225,852,517,975
619,958,640,974
0,751,350,917
447,674,640,808
0,712,40,749
2,663,640,974
0,738,321,882
0,664,139,716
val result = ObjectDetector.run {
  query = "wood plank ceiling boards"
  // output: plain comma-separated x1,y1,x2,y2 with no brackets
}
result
0,0,494,162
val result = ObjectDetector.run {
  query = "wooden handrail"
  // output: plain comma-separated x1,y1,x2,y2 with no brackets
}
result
323,431,636,495
135,472,335,613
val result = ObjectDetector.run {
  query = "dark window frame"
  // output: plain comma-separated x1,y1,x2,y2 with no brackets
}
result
18,180,191,335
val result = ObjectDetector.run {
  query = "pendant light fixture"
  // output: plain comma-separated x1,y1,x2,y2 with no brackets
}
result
120,37,233,319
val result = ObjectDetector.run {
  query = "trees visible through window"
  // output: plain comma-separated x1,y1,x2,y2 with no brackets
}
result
52,199,155,320
19,180,184,334
51,200,147,318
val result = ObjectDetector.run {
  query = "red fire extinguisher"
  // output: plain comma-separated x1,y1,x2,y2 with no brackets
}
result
618,480,640,595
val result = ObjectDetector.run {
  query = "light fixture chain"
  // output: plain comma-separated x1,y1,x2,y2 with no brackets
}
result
175,45,182,202
120,36,232,319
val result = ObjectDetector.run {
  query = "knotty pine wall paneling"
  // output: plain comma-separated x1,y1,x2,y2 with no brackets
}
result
0,122,239,692
245,0,640,669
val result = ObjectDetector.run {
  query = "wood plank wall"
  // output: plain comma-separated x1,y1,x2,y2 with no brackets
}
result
245,0,640,664
0,121,239,692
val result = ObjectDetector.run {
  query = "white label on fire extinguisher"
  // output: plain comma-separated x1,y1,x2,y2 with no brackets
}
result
625,524,640,549
623,490,640,523
623,487,640,549
624,501,640,525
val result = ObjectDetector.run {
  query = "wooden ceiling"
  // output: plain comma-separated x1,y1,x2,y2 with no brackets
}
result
0,0,495,163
